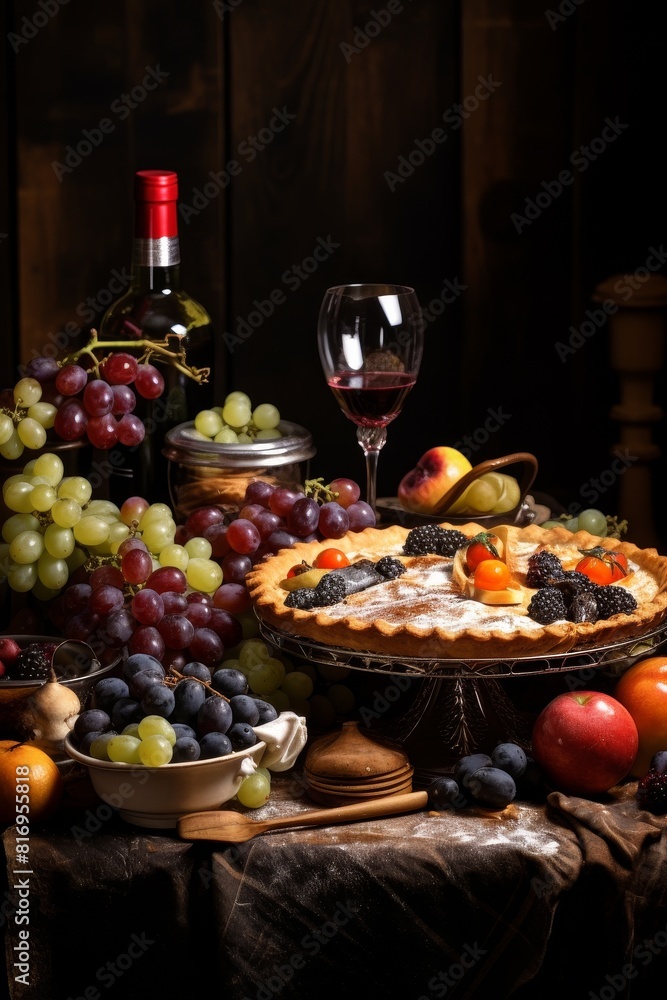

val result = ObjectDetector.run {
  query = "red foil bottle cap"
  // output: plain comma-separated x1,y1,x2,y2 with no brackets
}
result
134,170,179,240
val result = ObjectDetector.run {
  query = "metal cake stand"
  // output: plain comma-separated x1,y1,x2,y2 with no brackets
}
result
259,620,667,784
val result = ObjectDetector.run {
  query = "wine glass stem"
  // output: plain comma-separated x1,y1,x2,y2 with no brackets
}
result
357,426,387,512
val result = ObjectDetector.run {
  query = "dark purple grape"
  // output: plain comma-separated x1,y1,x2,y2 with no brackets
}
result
244,480,276,506
253,510,282,540
123,652,165,680
428,777,464,810
230,694,260,726
207,609,242,647
453,753,493,789
25,356,60,383
197,697,233,736
63,582,92,616
491,743,528,778
211,667,248,698
111,697,143,730
252,698,279,724
161,591,188,615
170,678,206,722
228,722,258,751
182,661,212,683
184,602,211,627
198,732,233,759
172,723,197,740
466,767,516,810
128,668,164,701
73,709,112,742
64,610,100,641
318,501,350,539
140,684,176,718
92,676,129,712
88,584,125,618
265,530,300,554
128,626,165,659
171,737,201,763
286,497,320,538
220,551,253,585
346,501,376,531
186,505,226,537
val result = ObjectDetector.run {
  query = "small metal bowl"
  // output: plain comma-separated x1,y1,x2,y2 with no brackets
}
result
0,636,119,706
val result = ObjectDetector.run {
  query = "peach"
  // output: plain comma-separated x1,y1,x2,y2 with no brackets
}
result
397,446,472,514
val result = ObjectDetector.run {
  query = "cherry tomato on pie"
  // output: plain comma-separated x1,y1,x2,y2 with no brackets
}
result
473,558,511,591
313,548,351,570
465,532,502,573
575,547,628,585
286,561,312,579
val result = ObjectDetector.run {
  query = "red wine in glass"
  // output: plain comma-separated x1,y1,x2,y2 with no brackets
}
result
327,371,416,427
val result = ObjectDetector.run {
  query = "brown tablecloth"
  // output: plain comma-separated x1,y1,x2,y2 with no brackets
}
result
2,771,667,1000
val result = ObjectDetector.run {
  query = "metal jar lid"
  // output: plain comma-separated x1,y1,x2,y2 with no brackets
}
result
162,420,316,470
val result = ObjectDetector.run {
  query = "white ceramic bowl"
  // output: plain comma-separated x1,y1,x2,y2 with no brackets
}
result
64,734,266,829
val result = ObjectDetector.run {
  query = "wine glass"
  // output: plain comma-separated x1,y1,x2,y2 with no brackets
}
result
317,283,423,514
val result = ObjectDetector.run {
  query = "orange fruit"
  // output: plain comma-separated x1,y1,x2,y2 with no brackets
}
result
613,657,667,776
0,740,64,825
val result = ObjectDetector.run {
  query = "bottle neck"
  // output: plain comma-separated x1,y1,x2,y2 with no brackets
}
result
130,255,181,292
132,191,181,288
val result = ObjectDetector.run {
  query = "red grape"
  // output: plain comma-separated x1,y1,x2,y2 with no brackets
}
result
101,352,139,386
63,582,92,616
318,501,350,539
221,552,253,585
208,608,243,647
286,497,320,538
329,477,361,509
187,627,224,666
227,518,261,555
55,364,88,396
269,487,303,517
104,608,136,646
203,522,231,558
117,536,149,557
131,589,165,626
161,591,188,615
89,565,124,590
54,398,88,440
243,480,276,506
128,626,165,659
253,510,282,540
213,583,252,615
111,385,136,415
347,500,376,531
83,379,114,417
135,364,165,399
158,613,195,650
237,503,264,523
146,566,187,594
121,548,153,585
186,505,226,537
88,585,125,617
184,602,211,627
87,413,118,449
116,414,145,446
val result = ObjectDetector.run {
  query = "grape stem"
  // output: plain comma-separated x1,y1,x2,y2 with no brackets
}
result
60,329,210,384
165,668,230,702
303,477,339,505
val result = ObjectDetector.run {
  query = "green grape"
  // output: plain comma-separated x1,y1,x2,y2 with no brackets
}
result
51,497,82,528
138,734,173,766
4,481,35,514
17,417,46,450
252,403,280,431
326,683,356,714
58,476,92,505
8,562,38,592
238,639,271,671
280,670,314,701
194,409,223,438
255,766,271,782
236,772,271,809
141,519,176,554
539,519,566,529
89,732,117,761
13,377,42,407
184,536,212,560
247,657,286,695
107,735,142,764
0,430,24,461
0,413,14,445
9,530,44,565
159,543,190,571
236,433,252,444
214,427,239,444
85,499,121,518
222,398,252,429
224,390,252,408
255,429,282,440
73,515,111,546
122,723,141,739
31,579,61,602
577,508,608,537
138,715,177,745
138,503,173,529
37,552,68,590
489,473,522,514
104,522,130,551
44,523,75,559
464,474,502,513
66,547,88,574
2,513,40,544
22,460,37,476
186,557,223,593
30,483,57,512
27,401,57,430
563,517,580,532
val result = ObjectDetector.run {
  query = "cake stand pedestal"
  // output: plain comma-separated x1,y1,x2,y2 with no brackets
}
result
259,622,667,787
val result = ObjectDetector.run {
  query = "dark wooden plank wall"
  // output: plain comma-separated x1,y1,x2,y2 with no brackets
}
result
2,0,665,537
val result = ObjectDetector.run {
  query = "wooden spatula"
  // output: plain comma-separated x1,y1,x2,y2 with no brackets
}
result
177,790,428,843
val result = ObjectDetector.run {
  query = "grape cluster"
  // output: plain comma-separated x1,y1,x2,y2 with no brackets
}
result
427,743,528,812
540,507,627,539
53,352,163,449
0,373,62,460
193,391,283,444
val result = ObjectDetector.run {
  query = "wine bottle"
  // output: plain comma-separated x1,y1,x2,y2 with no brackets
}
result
98,169,217,503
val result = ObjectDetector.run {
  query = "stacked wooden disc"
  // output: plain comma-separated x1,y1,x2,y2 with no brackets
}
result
304,721,413,806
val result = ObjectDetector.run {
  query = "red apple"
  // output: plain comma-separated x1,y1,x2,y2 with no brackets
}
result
531,691,639,795
397,446,472,514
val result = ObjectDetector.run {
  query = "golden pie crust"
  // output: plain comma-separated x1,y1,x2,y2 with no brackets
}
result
246,522,667,661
